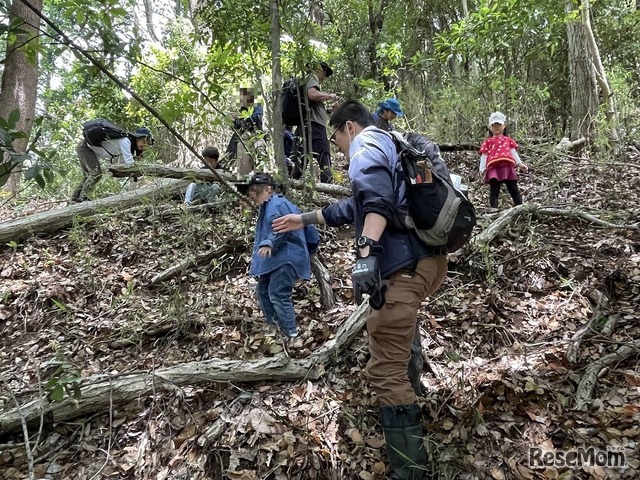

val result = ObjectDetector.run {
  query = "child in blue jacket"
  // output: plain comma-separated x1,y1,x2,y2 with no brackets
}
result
246,173,319,338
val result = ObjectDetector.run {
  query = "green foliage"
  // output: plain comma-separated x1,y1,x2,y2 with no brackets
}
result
44,357,82,403
0,112,55,189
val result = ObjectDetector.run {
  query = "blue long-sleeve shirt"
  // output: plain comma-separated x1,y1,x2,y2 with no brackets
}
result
322,126,433,278
250,193,318,280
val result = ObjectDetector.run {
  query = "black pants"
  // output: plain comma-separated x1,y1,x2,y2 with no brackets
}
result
489,179,522,207
291,122,333,183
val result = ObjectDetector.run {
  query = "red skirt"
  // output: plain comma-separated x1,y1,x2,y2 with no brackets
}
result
485,162,518,183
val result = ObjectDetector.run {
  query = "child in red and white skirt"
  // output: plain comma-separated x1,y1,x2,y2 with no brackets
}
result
479,111,528,208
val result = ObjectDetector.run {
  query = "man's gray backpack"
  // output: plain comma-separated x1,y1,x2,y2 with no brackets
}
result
390,131,476,253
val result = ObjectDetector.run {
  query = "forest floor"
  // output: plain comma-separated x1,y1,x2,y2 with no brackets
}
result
0,146,639,480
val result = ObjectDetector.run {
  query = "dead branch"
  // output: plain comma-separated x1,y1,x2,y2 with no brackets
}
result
574,339,640,411
0,179,190,244
107,164,351,197
149,240,244,285
311,255,335,310
474,204,639,246
554,136,587,152
197,393,252,447
566,289,608,363
600,314,619,338
0,302,369,435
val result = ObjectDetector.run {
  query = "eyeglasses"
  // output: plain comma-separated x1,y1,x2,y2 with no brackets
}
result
329,122,345,146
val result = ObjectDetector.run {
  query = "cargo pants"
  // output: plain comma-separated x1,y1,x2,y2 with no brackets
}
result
365,255,448,406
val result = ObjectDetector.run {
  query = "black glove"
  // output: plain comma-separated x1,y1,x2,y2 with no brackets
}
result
352,254,387,310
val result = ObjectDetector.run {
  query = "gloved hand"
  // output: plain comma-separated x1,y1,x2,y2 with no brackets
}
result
352,254,387,310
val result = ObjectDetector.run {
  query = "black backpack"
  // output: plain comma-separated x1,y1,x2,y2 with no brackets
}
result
281,78,307,127
389,131,476,253
82,119,129,146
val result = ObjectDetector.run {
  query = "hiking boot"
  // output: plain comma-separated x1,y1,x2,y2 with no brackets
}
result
379,403,428,480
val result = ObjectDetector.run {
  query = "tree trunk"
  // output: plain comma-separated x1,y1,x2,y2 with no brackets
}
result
0,0,43,195
582,0,619,152
270,0,285,181
142,0,160,42
0,179,190,243
565,0,598,147
0,302,370,435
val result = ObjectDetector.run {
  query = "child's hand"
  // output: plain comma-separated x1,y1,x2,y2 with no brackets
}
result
517,163,529,173
258,246,272,258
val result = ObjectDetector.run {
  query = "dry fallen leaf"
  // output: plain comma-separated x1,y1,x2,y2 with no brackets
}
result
490,466,505,479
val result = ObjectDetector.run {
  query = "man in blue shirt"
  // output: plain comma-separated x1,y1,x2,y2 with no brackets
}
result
273,101,447,479
372,97,404,132
247,173,319,339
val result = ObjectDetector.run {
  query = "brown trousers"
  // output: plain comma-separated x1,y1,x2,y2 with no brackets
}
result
366,255,447,406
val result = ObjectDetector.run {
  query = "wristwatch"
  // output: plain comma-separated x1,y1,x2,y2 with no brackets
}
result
356,236,379,249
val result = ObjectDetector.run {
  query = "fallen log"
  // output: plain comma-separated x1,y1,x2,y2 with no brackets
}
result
474,204,639,246
107,164,352,197
574,339,640,411
0,302,369,435
0,179,190,243
438,143,479,152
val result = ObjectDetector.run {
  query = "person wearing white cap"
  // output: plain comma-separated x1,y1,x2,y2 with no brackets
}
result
479,111,528,208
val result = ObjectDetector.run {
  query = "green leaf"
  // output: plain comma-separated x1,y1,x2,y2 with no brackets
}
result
35,173,46,189
72,384,82,399
7,109,19,128
24,164,40,181
0,128,13,146
43,168,55,183
50,384,65,402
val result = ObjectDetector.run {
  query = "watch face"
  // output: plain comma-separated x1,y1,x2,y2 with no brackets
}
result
357,237,368,247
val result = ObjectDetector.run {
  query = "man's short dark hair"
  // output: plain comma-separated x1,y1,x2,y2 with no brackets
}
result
202,146,219,160
329,100,374,130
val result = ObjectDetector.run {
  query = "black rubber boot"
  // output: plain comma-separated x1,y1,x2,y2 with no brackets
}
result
407,324,424,397
379,403,427,480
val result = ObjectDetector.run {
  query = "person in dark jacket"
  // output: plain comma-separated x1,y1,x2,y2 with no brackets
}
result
273,101,447,479
226,87,266,177
71,126,153,203
372,98,404,132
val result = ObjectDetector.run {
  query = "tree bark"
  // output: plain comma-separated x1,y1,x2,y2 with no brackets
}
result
0,0,43,194
269,0,285,181
106,164,352,197
0,302,369,435
574,340,640,411
311,255,336,310
565,0,598,147
582,0,619,151
0,179,190,243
